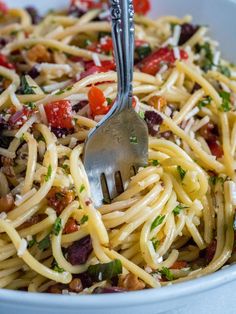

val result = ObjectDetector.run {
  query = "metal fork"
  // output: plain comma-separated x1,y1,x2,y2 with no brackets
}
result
83,0,148,207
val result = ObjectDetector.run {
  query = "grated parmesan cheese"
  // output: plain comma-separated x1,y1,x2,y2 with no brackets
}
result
36,63,71,73
173,47,181,60
43,80,72,93
15,188,37,207
228,181,236,205
184,117,194,134
213,51,221,67
17,239,27,257
38,104,48,125
69,137,77,149
172,25,181,46
158,64,168,75
184,107,199,121
10,93,22,110
15,115,37,139
92,53,101,67
192,116,210,132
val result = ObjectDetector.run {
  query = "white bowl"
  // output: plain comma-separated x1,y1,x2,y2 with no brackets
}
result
1,1,236,314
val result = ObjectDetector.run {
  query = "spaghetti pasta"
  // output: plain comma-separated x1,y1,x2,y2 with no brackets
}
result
0,0,235,295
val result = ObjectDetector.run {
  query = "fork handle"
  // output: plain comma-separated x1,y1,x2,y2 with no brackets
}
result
110,0,134,111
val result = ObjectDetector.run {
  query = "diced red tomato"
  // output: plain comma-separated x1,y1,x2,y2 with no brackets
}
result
88,86,110,117
170,261,188,270
207,139,224,158
8,107,32,128
44,100,73,129
0,1,8,15
80,60,116,80
63,218,78,234
133,0,150,15
0,54,15,70
138,47,188,76
87,37,113,54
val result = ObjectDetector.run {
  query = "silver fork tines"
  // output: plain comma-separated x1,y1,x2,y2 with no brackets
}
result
83,0,148,207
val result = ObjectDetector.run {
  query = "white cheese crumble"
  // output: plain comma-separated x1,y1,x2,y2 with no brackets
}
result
17,239,27,257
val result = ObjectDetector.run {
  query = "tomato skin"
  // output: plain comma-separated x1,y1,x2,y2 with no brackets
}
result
0,1,8,15
9,107,32,128
87,37,113,54
80,61,116,80
170,261,188,270
138,47,188,76
0,54,15,70
63,218,78,234
207,139,224,158
88,86,110,117
44,100,73,129
133,0,150,15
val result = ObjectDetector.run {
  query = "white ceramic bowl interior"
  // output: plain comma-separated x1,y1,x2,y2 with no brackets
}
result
1,1,236,314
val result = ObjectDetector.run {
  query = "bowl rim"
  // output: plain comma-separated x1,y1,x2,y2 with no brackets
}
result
1,264,236,308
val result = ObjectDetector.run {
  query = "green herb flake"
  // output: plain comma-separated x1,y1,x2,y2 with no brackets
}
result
177,165,186,181
209,175,224,185
198,96,212,109
106,98,113,105
219,91,231,112
218,65,231,78
152,160,159,166
151,238,160,251
55,90,64,95
138,111,145,119
80,215,89,225
27,236,36,248
87,259,122,281
45,165,52,182
52,260,65,273
197,43,214,72
135,45,152,60
150,215,165,231
173,204,188,216
52,218,62,236
79,184,86,193
10,30,19,36
38,234,50,251
26,102,36,110
20,76,36,95
130,135,138,144
62,164,70,174
159,267,174,281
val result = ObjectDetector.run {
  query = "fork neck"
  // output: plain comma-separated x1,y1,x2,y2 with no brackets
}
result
110,0,134,111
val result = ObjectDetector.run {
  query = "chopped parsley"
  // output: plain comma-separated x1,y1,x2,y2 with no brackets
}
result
26,102,36,109
79,184,86,193
88,259,122,282
80,215,89,225
20,76,36,95
159,267,174,281
45,165,52,182
209,175,224,185
106,98,113,105
177,165,186,180
198,96,212,109
173,204,188,216
219,91,231,112
138,111,145,119
197,43,214,72
150,215,165,231
130,135,138,144
52,260,65,273
135,45,152,60
62,164,70,174
55,90,64,95
27,236,36,248
151,238,160,250
38,234,51,251
55,192,63,200
152,160,159,166
52,218,62,236
218,65,231,78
